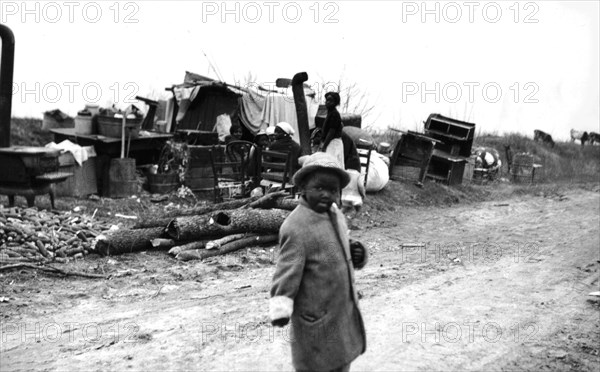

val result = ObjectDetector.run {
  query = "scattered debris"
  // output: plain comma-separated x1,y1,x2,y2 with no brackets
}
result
0,206,110,263
150,195,169,203
114,213,138,220
0,262,107,278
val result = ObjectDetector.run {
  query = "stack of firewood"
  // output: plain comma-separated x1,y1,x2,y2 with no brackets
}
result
94,192,298,261
0,206,111,263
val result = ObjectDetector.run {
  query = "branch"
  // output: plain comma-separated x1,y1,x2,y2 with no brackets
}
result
0,263,107,279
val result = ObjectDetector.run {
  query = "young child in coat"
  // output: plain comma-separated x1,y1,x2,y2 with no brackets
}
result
269,152,368,372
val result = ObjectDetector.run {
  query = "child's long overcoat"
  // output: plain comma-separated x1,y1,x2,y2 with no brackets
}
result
270,199,367,371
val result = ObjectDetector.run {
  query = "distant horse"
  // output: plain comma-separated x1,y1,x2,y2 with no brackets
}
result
534,130,555,148
570,129,589,146
588,132,600,145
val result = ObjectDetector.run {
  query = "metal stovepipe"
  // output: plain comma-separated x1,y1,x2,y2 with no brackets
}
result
0,24,16,148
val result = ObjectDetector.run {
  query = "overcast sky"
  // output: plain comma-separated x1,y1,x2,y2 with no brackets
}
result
2,1,598,140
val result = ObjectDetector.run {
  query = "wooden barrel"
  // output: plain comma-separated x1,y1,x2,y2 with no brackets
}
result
108,158,137,198
148,172,179,194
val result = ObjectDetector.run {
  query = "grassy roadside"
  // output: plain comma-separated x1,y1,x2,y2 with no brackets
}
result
475,133,600,183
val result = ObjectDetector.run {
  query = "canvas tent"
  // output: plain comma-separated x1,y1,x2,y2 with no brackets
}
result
169,71,243,133
167,71,320,144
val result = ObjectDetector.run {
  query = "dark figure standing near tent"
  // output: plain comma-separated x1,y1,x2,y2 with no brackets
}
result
321,92,345,169
312,128,361,173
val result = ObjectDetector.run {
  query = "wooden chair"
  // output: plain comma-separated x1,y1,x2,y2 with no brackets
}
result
355,139,373,188
259,149,293,193
210,141,254,202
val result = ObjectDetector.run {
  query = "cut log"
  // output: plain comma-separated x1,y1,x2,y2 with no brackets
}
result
205,233,249,250
168,240,209,256
269,198,298,211
175,249,205,261
134,197,260,228
176,234,278,261
151,238,176,249
132,217,174,230
94,227,165,256
244,190,287,208
167,209,289,241
244,191,299,211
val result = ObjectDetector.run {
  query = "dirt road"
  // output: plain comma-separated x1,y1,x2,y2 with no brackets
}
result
1,187,599,371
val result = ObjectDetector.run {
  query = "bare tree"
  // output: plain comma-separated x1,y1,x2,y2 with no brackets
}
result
314,73,380,130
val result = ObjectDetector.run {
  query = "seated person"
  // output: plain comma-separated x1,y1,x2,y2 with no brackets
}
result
223,123,243,144
265,125,276,144
248,130,270,178
268,122,302,176
221,124,247,176
254,129,270,149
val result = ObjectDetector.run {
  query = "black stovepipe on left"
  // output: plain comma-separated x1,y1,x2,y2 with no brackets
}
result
0,24,16,148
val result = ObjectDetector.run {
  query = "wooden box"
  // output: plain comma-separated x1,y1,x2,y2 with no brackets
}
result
424,114,475,157
427,150,468,186
389,131,436,185
55,150,98,197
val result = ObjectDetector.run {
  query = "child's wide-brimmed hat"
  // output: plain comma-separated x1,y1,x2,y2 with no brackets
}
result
293,152,350,188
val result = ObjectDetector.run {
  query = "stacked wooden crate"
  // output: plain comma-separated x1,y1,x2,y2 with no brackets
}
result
423,114,475,186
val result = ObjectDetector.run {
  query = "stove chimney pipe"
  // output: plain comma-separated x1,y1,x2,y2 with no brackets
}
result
0,24,16,148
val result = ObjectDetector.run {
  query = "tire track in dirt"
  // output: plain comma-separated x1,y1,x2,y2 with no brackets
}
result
1,190,598,371
351,189,599,371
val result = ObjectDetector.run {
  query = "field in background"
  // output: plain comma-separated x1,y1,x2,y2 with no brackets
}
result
476,133,600,183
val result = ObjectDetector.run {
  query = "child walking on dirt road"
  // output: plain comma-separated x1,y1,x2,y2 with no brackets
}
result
269,152,368,372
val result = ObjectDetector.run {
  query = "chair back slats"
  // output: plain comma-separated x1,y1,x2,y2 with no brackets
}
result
260,149,292,190
210,141,255,202
355,139,373,188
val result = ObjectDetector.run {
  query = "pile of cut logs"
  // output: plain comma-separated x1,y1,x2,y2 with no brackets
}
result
0,206,111,263
95,192,298,261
